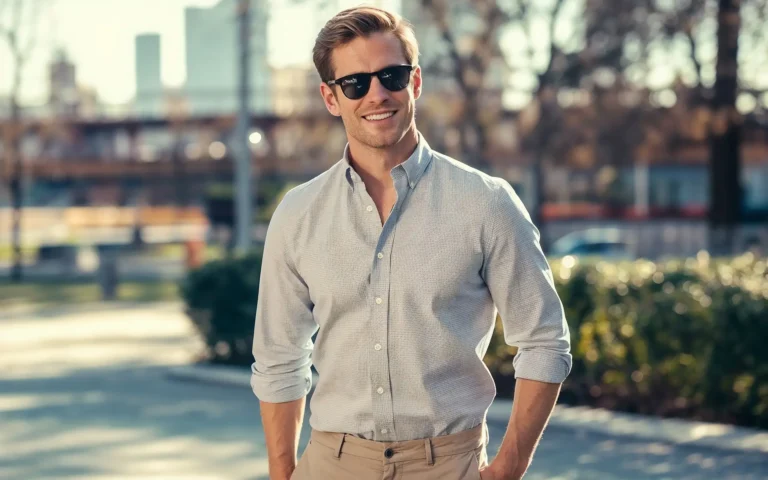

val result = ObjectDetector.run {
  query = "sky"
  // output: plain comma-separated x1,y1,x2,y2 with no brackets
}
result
0,0,399,105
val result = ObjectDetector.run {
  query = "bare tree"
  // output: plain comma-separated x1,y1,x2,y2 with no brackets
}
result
614,0,766,253
0,0,44,281
418,0,645,236
417,0,767,249
617,0,766,253
708,0,743,254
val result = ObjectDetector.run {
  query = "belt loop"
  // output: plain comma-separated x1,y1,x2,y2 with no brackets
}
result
334,434,346,459
425,438,434,466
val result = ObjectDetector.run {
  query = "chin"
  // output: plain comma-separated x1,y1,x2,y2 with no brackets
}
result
365,127,408,149
368,133,401,149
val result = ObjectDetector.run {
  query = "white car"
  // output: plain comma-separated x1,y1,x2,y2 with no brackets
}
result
549,228,634,260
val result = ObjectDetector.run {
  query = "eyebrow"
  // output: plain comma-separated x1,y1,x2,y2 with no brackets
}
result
334,64,407,79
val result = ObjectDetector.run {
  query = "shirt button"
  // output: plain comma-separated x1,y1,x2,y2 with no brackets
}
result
374,343,382,351
381,428,388,434
366,205,373,212
377,252,383,259
377,386,384,395
375,297,382,304
410,182,415,188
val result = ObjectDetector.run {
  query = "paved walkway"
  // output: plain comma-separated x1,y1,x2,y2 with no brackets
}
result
1,303,766,479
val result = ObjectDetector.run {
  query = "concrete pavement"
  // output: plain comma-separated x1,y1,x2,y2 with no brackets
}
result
1,303,767,479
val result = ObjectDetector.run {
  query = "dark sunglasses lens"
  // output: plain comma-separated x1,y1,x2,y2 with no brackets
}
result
379,66,411,91
340,74,371,99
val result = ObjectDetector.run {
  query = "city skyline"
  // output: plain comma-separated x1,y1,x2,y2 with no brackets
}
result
0,0,399,106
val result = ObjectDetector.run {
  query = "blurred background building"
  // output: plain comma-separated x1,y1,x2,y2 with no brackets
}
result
184,0,270,115
0,0,767,265
134,33,163,117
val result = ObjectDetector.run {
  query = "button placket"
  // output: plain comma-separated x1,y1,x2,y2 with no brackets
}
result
369,225,396,440
367,173,412,441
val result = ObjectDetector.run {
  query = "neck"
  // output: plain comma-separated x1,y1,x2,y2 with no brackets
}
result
347,126,419,190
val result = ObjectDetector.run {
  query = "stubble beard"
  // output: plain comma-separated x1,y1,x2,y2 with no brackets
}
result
345,106,414,150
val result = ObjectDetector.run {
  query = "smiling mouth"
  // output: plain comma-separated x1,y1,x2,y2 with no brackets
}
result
364,111,396,121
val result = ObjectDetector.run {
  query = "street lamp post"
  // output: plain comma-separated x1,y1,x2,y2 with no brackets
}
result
234,0,253,253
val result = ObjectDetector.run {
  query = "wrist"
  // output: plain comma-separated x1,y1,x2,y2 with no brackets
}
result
269,464,295,480
489,457,519,480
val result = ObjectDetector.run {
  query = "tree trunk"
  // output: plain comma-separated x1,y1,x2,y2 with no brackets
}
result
527,90,558,253
9,75,23,282
708,0,742,256
460,91,488,168
172,137,188,207
530,157,547,252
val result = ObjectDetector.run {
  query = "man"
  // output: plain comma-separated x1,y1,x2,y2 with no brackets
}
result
251,6,571,480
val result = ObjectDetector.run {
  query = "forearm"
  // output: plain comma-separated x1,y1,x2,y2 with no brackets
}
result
493,378,561,479
260,397,306,480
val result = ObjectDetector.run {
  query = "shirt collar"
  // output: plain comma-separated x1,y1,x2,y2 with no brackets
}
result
344,133,433,190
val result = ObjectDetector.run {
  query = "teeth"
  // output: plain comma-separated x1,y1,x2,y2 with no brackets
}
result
365,111,394,121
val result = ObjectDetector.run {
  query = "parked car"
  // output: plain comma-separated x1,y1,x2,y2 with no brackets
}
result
549,228,634,260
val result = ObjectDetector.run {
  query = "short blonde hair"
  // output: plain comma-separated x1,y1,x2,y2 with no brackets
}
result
312,6,419,82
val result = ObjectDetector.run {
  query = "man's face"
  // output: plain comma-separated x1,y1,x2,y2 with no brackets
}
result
320,32,421,150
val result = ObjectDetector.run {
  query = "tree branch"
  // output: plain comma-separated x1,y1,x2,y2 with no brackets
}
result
10,0,21,32
421,0,468,93
20,0,41,60
685,29,703,88
0,0,10,27
538,0,567,89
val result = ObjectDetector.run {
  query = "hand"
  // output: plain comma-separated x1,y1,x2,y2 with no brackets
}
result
479,460,522,480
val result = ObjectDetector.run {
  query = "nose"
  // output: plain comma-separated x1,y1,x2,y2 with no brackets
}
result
364,75,390,103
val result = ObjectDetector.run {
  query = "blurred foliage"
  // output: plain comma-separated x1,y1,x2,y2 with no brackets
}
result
179,249,263,365
181,250,768,428
205,178,296,226
0,244,38,263
261,182,301,219
488,252,768,429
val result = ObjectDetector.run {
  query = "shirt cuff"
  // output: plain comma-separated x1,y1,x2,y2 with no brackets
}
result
250,364,313,403
512,349,572,384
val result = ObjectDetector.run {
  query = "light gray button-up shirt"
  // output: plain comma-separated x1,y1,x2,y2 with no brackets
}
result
251,134,571,442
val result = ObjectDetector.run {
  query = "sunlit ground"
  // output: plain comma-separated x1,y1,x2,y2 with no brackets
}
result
0,304,275,479
0,304,766,479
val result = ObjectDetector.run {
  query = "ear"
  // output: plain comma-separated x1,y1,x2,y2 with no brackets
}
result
412,65,422,101
320,83,342,117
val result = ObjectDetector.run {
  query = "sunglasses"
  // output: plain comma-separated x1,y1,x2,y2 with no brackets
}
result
327,64,416,100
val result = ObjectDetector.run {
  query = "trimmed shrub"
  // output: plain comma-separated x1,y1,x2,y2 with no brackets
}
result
179,250,262,365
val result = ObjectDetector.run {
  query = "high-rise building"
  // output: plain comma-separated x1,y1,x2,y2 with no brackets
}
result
49,49,78,117
184,0,270,115
135,33,163,116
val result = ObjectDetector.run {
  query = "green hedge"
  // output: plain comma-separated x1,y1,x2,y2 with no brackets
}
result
181,251,768,428
180,251,262,365
490,253,768,429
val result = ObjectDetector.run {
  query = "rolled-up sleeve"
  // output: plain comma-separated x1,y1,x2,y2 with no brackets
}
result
251,196,318,403
481,180,572,384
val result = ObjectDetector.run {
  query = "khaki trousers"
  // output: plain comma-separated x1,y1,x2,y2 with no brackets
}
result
290,423,489,480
